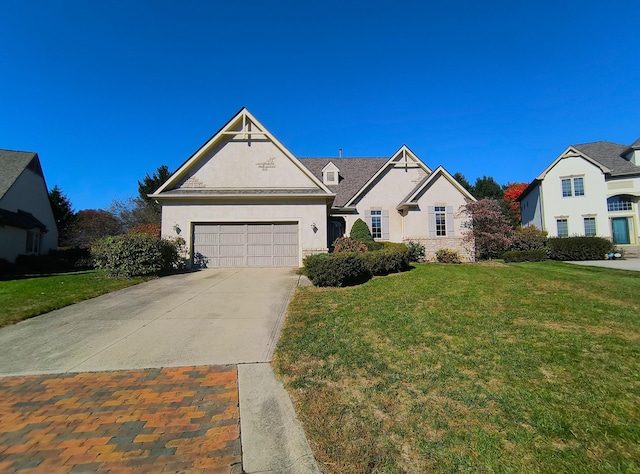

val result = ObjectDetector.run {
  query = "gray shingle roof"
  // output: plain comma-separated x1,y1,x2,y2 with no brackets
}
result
299,158,389,207
0,149,39,201
573,141,640,176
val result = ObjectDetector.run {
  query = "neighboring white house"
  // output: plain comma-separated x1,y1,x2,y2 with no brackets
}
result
519,138,640,254
0,149,58,263
150,108,476,267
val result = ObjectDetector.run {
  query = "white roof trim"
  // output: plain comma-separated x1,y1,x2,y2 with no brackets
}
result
344,145,431,207
536,146,611,180
322,161,339,172
398,165,476,209
154,107,333,195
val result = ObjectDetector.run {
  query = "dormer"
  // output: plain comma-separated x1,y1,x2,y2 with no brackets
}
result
622,138,640,166
322,162,340,185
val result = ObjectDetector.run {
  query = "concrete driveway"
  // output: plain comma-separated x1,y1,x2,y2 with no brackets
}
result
0,267,319,473
0,267,297,375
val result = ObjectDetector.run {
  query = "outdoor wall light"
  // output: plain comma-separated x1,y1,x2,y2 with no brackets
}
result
311,222,318,233
173,223,181,235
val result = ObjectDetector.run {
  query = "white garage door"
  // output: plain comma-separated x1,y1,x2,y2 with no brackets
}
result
192,222,299,267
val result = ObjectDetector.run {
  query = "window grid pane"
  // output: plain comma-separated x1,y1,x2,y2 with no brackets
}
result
557,219,568,238
607,197,633,211
561,179,572,197
573,177,584,196
584,218,596,237
435,206,446,236
371,210,382,239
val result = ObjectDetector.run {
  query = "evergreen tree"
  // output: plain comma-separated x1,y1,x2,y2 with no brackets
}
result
350,218,374,242
48,185,76,246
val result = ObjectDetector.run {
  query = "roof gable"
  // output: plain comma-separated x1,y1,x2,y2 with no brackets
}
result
537,146,611,180
0,149,40,201
398,165,476,209
343,145,432,207
152,108,332,198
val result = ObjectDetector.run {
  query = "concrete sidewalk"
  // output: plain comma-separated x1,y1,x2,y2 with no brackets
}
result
0,268,320,473
566,258,640,271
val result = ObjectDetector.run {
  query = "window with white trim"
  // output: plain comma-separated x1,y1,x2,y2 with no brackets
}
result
607,196,632,211
435,206,446,236
583,217,596,237
561,177,585,197
26,230,41,254
371,210,382,239
556,218,568,238
364,209,389,240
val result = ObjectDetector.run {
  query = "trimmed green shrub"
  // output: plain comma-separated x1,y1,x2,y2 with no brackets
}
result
332,237,368,253
14,248,92,274
406,241,425,262
547,236,614,261
435,249,461,264
303,253,371,287
350,218,374,243
91,234,185,277
365,241,385,251
362,243,411,276
512,226,547,251
503,250,548,262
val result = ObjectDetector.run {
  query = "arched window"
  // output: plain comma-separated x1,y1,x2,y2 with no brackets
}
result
607,195,632,212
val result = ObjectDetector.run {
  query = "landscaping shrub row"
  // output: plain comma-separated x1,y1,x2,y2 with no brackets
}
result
91,233,185,277
1,248,92,276
304,242,410,287
502,249,547,263
546,236,614,261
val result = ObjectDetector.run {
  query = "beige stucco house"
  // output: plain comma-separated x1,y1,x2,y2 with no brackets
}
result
519,138,640,257
151,108,475,267
0,149,58,263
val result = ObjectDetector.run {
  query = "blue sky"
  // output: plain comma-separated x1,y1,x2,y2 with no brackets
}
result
1,1,639,210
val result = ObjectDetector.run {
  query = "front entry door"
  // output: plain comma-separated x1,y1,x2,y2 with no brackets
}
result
612,217,630,245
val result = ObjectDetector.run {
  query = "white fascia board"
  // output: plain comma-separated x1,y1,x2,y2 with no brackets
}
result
154,108,333,195
150,192,336,201
536,146,611,180
344,145,431,207
403,165,476,205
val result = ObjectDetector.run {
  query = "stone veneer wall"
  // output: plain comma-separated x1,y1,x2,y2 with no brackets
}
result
302,248,328,258
404,238,475,263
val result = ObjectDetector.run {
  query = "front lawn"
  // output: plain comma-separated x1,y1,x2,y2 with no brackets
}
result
275,262,640,473
0,271,152,327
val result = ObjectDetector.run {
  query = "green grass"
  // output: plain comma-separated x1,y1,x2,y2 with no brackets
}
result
275,261,640,473
0,271,152,327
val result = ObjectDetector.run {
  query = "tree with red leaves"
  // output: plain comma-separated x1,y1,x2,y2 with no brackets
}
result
503,182,529,226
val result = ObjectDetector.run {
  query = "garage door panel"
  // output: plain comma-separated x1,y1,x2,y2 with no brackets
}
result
193,222,298,267
248,233,273,244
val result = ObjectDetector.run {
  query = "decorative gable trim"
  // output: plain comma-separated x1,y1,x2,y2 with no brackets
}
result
397,165,476,210
151,107,333,197
536,146,611,180
344,145,431,207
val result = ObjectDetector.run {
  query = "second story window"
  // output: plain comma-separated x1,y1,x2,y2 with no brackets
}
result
561,177,585,197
